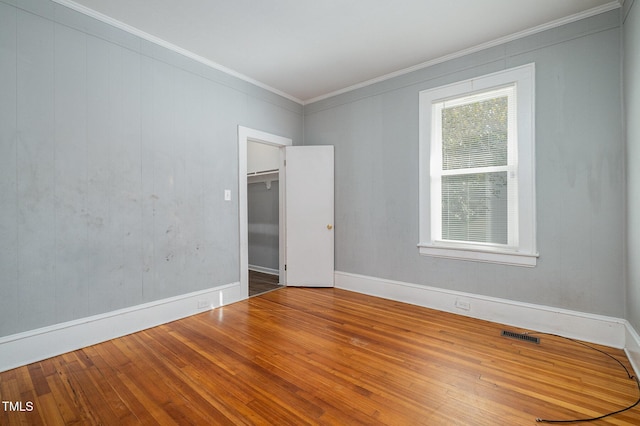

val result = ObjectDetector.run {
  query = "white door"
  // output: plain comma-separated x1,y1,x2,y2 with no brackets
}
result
284,146,334,287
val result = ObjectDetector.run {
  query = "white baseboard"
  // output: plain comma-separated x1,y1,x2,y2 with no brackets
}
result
625,321,640,376
248,265,279,276
4,273,638,375
335,271,627,349
0,282,242,373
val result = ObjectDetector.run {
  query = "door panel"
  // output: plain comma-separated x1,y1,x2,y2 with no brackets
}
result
284,146,334,287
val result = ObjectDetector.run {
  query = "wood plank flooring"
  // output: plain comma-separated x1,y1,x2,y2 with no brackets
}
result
249,270,281,297
1,288,639,425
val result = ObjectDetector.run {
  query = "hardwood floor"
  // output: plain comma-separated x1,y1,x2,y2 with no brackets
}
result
1,288,638,425
249,270,281,297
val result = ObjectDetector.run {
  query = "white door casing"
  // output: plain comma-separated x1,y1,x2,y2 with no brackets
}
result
238,126,290,298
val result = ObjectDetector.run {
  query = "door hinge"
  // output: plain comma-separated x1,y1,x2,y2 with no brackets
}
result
284,264,287,271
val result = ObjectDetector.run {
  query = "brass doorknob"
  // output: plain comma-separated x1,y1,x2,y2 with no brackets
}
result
327,224,333,230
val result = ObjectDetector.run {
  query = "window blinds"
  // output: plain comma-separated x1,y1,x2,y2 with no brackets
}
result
437,87,515,245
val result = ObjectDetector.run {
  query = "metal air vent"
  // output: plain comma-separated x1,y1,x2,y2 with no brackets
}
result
501,330,540,344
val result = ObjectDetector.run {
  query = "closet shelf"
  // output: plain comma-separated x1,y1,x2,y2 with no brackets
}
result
247,169,279,177
247,169,279,187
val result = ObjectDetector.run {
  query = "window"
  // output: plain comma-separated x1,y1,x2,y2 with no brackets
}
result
419,64,537,266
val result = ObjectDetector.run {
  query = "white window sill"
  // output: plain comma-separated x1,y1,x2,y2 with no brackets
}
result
418,243,538,267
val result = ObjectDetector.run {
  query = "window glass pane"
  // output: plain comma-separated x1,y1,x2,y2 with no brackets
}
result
442,172,508,244
442,96,508,170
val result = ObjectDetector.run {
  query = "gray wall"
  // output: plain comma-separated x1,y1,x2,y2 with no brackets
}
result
248,181,279,271
0,0,630,339
625,0,640,331
0,0,302,337
304,10,625,318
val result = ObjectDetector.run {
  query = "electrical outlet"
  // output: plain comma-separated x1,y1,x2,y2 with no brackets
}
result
455,299,471,311
197,299,209,309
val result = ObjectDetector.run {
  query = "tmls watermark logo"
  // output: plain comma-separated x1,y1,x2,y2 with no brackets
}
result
2,400,34,412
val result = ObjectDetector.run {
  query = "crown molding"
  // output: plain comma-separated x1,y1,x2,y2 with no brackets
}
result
51,0,304,105
304,1,622,105
49,0,621,107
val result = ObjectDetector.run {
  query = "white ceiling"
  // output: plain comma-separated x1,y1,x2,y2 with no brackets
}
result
63,0,619,104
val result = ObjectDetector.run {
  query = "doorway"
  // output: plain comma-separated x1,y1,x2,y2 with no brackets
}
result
238,127,291,298
247,141,281,296
238,126,335,299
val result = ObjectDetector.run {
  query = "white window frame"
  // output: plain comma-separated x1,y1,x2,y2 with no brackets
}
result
418,64,538,267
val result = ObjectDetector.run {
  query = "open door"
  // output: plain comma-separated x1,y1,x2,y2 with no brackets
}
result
238,126,335,296
284,146,334,287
